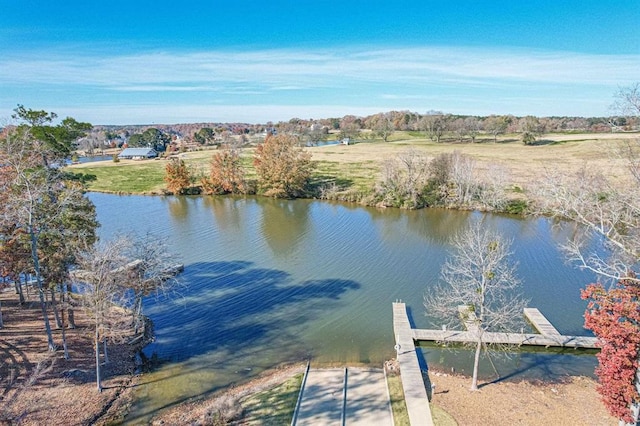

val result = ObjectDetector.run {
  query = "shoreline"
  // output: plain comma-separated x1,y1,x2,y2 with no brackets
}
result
0,284,614,424
144,360,616,425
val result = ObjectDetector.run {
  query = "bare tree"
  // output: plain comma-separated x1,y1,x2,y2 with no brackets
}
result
484,115,510,142
371,112,395,142
448,150,477,205
376,148,429,208
123,232,182,334
477,163,511,211
611,82,640,118
419,113,448,143
534,161,640,283
464,116,482,143
72,237,132,392
424,222,527,390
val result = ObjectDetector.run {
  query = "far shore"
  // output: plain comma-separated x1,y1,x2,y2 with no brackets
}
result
69,133,640,213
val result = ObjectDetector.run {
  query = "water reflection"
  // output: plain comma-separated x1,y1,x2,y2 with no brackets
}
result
145,260,360,361
164,196,191,222
202,196,244,231
260,198,310,257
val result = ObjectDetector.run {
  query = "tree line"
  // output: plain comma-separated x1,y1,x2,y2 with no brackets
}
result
72,104,639,156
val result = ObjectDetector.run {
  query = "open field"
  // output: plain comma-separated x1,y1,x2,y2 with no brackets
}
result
69,132,639,195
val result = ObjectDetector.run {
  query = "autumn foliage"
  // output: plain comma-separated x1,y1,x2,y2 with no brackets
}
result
582,278,640,423
253,134,313,198
164,158,191,195
201,147,247,194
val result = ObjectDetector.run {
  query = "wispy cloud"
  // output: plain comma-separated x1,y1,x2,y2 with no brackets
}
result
1,45,638,123
2,46,637,91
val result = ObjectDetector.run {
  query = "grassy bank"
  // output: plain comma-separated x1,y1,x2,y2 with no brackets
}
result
68,132,637,197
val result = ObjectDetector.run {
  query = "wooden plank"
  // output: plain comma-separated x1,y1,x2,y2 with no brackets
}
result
412,328,598,348
393,302,434,426
524,308,561,336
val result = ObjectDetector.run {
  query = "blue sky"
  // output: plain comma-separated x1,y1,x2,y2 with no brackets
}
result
1,1,638,125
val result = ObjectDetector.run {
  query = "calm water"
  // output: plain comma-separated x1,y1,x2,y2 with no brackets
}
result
87,193,598,423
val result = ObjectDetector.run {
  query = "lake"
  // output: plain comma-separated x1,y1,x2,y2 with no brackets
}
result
87,193,598,423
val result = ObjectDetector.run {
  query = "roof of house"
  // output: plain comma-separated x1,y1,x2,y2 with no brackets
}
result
118,147,158,157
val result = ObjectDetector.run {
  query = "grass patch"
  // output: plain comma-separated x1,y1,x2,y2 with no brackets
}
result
68,131,637,197
388,372,457,425
69,161,167,193
431,404,458,425
387,374,410,426
313,160,379,192
239,373,303,425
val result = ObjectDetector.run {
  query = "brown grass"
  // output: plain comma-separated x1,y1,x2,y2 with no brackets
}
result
308,133,638,191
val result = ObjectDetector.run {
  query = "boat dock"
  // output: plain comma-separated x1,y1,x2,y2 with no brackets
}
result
393,302,434,426
411,304,598,349
392,302,598,425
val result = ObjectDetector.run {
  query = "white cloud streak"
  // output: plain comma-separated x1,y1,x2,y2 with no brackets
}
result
2,46,637,91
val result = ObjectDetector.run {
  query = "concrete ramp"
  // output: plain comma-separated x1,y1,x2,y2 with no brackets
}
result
345,368,393,425
294,368,345,425
293,367,393,426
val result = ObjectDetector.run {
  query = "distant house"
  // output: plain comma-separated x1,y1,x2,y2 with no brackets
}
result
118,147,158,160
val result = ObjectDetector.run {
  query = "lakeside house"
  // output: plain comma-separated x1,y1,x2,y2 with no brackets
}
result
118,147,158,160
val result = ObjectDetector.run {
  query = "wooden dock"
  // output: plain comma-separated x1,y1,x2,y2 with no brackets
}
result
393,302,434,426
524,308,561,336
403,303,598,349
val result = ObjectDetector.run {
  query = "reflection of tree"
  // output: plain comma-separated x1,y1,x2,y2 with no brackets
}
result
410,209,469,245
260,199,310,257
203,196,243,230
165,196,190,222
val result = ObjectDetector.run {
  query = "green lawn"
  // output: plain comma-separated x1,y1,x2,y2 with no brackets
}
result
70,153,381,195
72,162,167,193
239,374,303,425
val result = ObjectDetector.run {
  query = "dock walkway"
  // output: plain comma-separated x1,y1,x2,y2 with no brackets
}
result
412,305,597,349
393,302,434,426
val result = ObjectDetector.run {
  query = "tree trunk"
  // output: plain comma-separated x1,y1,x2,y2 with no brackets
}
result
50,289,62,328
95,327,102,392
24,275,31,299
103,340,109,364
16,280,25,304
65,284,76,329
471,333,482,391
60,299,69,360
30,228,55,351
133,293,143,334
